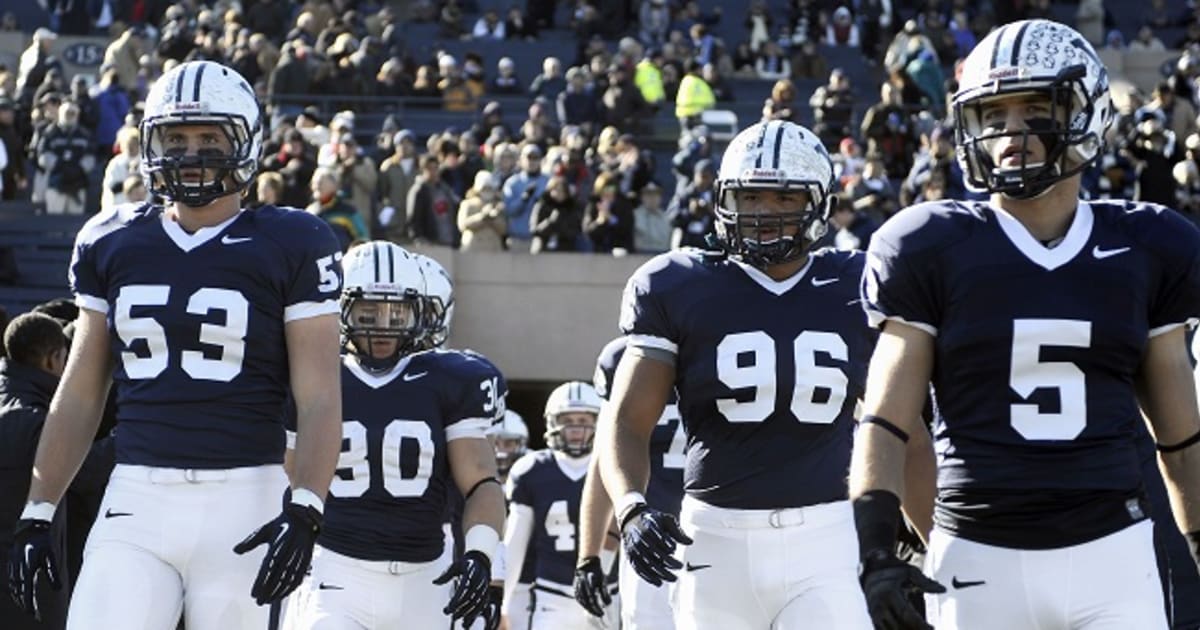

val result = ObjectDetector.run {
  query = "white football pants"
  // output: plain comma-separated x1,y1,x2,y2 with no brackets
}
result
925,520,1168,629
67,464,289,630
669,497,872,630
620,546,675,629
284,545,453,629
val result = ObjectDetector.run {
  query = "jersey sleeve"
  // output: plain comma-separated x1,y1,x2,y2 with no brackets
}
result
619,254,684,355
446,355,509,441
1146,208,1200,335
280,210,343,322
592,337,626,401
861,204,946,336
69,208,124,314
505,453,537,506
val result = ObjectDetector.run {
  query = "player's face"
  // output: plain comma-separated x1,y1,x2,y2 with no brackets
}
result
975,92,1064,170
555,411,596,450
731,189,812,241
157,123,237,191
348,300,416,359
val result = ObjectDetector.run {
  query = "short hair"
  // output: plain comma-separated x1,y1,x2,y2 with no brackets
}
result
31,298,79,323
4,312,67,367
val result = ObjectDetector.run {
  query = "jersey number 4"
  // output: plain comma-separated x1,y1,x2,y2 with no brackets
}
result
331,420,434,498
715,331,849,424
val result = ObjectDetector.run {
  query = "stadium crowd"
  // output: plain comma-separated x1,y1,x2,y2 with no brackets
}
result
0,0,1198,258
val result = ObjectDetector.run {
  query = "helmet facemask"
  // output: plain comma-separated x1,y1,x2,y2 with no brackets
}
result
490,433,527,476
545,411,597,457
714,183,831,268
955,64,1104,200
419,293,452,350
340,290,426,372
141,116,259,207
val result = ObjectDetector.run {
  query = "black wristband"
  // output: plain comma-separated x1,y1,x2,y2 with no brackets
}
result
862,414,910,443
853,489,902,560
465,476,501,501
1157,430,1200,453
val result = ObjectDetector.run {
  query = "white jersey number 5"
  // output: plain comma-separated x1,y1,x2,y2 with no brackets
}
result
1010,318,1090,440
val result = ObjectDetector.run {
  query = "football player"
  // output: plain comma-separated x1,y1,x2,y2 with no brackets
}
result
409,252,512,630
851,19,1200,630
283,242,507,630
596,119,891,629
575,335,683,628
503,382,609,630
490,410,530,483
487,410,536,630
7,60,344,629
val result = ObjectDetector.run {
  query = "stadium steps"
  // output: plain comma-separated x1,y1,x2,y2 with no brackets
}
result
0,209,82,316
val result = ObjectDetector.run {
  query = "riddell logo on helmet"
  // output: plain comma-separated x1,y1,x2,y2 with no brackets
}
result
987,67,1028,80
743,169,785,181
166,101,209,114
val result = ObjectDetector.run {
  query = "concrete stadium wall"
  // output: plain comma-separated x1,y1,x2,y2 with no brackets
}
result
407,245,648,382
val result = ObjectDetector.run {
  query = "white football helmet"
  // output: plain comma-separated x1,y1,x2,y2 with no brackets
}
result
954,19,1113,199
714,120,835,268
487,409,529,477
544,381,601,457
414,254,454,349
341,242,427,370
140,60,263,206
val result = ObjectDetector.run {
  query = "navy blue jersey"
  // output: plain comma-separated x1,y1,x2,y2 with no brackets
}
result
507,449,587,588
302,349,507,562
619,248,876,510
593,336,685,517
69,203,341,469
864,199,1200,547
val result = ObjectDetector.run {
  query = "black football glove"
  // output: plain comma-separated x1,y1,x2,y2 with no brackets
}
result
7,518,62,620
860,549,945,630
620,504,692,587
434,549,492,626
476,585,503,630
233,501,322,605
573,555,612,617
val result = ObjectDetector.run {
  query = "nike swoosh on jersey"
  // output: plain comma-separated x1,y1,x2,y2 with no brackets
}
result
684,562,712,572
221,235,253,245
104,508,133,518
318,582,344,590
1091,245,1130,259
951,577,986,589
402,371,429,382
811,277,839,287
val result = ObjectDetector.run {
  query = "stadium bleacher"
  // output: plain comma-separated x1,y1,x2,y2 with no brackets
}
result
0,203,80,317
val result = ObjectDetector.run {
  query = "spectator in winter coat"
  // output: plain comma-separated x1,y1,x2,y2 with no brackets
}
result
458,170,509,252
530,175,584,253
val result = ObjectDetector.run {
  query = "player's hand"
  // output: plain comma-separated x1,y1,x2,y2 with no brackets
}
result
434,549,492,626
573,555,612,617
7,518,62,620
477,584,503,630
233,501,322,605
620,505,692,587
860,549,944,630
